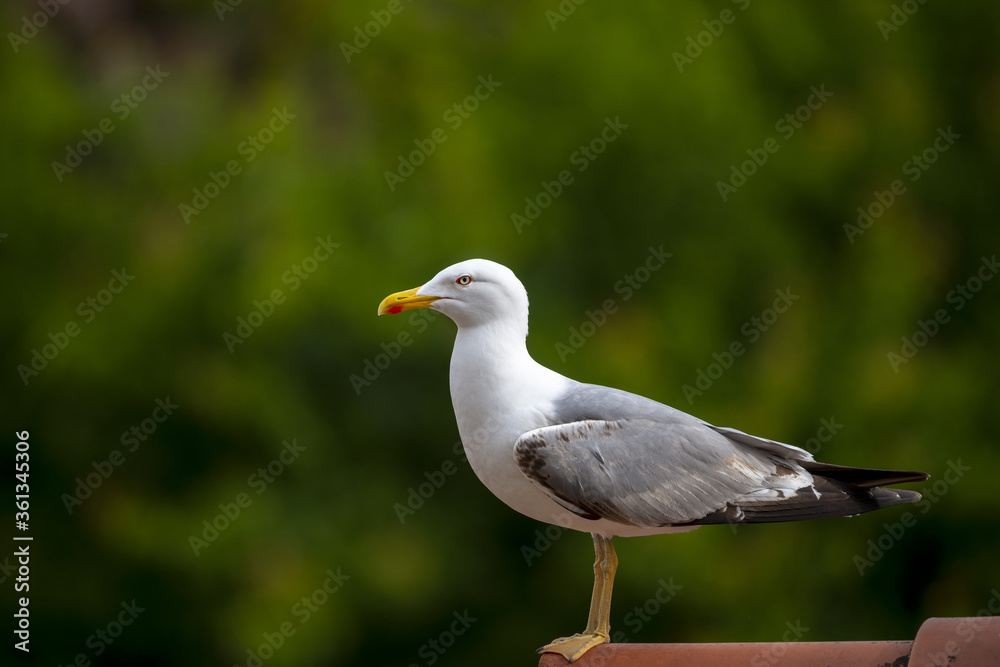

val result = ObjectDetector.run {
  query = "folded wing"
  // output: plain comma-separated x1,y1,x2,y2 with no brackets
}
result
513,417,926,528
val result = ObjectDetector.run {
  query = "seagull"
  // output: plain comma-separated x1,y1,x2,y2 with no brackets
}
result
378,258,928,663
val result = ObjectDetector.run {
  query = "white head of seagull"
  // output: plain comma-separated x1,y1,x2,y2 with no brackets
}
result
379,258,529,335
378,258,928,663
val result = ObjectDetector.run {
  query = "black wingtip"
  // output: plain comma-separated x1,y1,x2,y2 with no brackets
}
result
682,473,927,527
883,488,922,504
802,461,930,488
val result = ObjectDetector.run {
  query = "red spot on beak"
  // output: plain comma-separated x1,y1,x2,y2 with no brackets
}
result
387,305,402,314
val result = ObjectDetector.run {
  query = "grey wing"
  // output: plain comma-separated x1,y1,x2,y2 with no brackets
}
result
553,381,815,462
513,419,809,527
705,424,815,461
528,382,926,527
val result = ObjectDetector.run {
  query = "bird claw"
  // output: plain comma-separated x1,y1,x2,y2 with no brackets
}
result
537,631,608,662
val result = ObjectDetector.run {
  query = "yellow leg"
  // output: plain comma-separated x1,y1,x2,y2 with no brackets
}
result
538,533,617,662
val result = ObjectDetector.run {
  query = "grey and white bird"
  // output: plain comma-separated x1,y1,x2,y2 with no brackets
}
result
378,258,927,662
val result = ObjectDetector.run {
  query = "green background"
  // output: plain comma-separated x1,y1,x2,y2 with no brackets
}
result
3,0,999,665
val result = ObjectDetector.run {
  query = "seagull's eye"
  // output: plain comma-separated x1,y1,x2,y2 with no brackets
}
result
456,275,473,286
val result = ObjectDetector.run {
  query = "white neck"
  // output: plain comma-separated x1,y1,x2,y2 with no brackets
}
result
448,320,568,449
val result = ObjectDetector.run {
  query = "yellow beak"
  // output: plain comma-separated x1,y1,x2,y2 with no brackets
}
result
377,286,441,315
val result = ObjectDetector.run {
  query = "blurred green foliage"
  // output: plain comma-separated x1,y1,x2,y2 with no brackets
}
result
2,0,999,665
